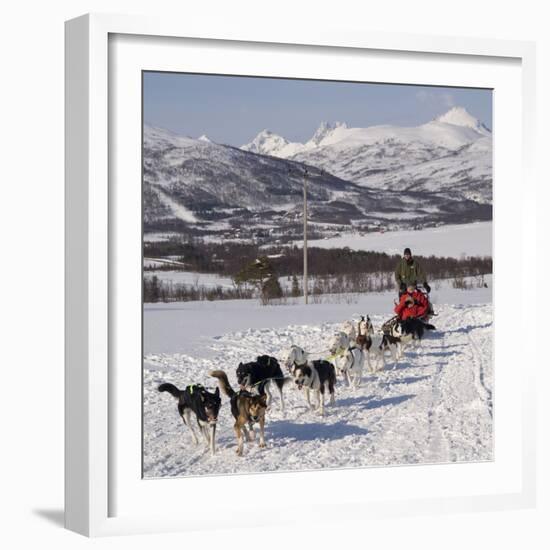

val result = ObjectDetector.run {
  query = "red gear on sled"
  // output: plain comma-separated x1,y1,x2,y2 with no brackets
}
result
394,289,429,321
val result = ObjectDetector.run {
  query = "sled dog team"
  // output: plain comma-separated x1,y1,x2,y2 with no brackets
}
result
158,314,433,457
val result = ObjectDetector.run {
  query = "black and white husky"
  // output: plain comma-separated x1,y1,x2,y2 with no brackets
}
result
284,345,336,415
236,355,289,412
158,383,221,455
354,316,402,369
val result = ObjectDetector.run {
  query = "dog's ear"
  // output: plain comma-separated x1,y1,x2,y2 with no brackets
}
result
260,394,268,407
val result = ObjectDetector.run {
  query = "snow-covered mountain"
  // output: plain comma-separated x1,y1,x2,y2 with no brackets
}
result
435,106,491,135
240,129,304,157
241,107,492,204
143,111,492,243
307,121,348,147
144,125,372,229
240,121,350,157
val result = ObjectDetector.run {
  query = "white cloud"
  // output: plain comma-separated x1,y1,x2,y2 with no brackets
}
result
442,93,455,107
416,89,455,108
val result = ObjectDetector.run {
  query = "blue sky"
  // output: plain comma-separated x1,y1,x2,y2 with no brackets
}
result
143,72,492,147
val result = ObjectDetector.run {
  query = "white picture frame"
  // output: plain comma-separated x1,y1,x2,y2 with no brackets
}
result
65,13,537,537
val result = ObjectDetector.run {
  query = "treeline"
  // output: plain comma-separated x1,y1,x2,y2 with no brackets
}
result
144,271,400,303
276,246,492,280
308,272,396,295
144,238,492,280
143,276,255,303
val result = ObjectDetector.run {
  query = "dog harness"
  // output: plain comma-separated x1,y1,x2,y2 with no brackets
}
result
186,383,204,395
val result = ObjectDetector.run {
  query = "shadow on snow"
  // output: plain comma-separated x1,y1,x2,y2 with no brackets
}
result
444,321,492,335
337,393,415,410
267,419,370,441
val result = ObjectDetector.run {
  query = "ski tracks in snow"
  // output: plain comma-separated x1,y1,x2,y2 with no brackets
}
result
465,308,494,419
143,303,493,477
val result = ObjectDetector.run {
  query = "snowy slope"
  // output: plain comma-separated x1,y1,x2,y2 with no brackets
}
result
367,137,493,202
143,125,359,214
143,286,493,478
303,221,492,258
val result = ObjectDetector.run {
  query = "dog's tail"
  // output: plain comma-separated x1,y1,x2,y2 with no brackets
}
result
158,382,182,399
424,323,436,331
209,370,236,398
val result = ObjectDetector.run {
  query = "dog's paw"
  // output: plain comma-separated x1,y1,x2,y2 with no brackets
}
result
259,441,266,448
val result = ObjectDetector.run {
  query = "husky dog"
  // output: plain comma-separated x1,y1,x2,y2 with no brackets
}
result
236,355,288,412
340,319,357,341
392,317,436,347
353,315,403,369
283,345,308,373
158,383,221,455
329,332,365,387
285,345,336,415
209,370,268,456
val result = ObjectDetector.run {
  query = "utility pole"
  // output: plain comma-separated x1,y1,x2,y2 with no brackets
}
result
287,165,309,305
303,168,308,305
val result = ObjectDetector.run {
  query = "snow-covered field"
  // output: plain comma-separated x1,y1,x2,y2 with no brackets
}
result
143,283,493,478
143,269,331,292
302,221,492,258
143,270,236,288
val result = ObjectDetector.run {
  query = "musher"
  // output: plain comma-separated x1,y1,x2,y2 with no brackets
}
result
394,247,431,297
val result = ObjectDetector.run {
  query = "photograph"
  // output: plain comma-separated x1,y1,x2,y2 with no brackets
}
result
142,72,493,478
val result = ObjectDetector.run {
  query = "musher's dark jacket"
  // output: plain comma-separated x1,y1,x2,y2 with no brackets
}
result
394,257,427,287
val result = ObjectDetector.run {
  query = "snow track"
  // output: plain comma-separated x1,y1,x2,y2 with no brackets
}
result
143,302,493,478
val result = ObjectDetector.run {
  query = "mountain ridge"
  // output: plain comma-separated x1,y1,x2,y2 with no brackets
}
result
143,115,492,244
240,107,491,159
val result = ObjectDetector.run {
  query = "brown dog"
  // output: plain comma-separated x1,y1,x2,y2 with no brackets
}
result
209,370,268,456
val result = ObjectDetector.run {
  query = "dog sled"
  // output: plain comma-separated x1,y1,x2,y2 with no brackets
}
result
413,285,435,320
381,315,399,335
382,286,435,335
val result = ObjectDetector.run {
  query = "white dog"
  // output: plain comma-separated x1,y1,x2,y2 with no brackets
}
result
340,319,357,341
329,331,365,387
